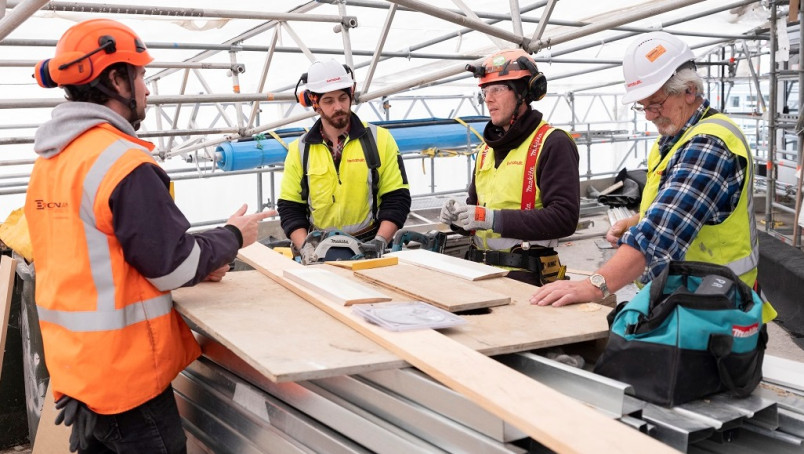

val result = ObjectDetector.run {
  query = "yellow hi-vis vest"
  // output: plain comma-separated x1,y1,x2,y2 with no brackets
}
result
25,124,200,414
280,123,408,235
640,114,776,322
473,122,559,251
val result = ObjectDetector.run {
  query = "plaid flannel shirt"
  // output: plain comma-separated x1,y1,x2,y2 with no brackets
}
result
621,99,746,285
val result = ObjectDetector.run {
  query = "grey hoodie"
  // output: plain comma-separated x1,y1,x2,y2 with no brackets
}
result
34,102,138,159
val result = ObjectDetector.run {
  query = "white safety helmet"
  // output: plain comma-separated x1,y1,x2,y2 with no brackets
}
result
621,31,695,104
305,59,355,94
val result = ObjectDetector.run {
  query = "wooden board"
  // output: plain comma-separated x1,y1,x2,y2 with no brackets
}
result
387,249,508,280
326,256,398,270
173,270,405,382
0,255,16,383
32,383,70,454
174,260,611,383
238,243,676,454
283,268,391,305
354,262,510,312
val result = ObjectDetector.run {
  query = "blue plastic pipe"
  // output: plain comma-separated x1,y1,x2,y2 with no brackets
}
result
216,117,489,172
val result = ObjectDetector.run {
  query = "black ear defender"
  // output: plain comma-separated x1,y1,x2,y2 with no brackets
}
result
341,63,356,97
516,56,547,101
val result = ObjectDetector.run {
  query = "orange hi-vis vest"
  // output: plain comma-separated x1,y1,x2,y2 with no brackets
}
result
25,123,200,414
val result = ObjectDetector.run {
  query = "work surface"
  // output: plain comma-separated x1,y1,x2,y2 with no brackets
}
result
173,263,610,383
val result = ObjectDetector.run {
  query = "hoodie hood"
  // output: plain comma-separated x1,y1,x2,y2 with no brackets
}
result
34,102,138,159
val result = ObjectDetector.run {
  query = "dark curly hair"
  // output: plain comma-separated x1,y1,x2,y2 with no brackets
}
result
63,62,130,104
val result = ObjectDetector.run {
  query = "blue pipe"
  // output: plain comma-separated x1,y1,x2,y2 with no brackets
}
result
216,117,489,172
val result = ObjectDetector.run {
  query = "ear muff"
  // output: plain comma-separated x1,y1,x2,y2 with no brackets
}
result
297,90,314,107
516,56,547,101
45,51,96,86
294,72,314,107
33,35,119,88
34,59,57,88
341,63,356,98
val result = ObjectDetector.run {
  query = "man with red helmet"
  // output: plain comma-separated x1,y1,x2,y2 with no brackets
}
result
439,49,580,286
26,19,272,453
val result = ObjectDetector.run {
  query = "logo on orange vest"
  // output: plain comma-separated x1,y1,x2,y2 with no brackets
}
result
34,199,69,210
732,323,759,338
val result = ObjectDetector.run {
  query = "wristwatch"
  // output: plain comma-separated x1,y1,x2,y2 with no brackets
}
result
589,273,611,298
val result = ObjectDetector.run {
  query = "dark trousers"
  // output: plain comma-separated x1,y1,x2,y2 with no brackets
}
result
79,385,186,454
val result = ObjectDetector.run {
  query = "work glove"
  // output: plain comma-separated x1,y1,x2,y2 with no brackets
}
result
54,395,97,453
438,198,463,225
455,205,495,231
359,235,388,259
298,242,318,265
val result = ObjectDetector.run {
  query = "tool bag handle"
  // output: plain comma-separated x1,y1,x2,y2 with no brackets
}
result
628,261,754,336
708,326,768,397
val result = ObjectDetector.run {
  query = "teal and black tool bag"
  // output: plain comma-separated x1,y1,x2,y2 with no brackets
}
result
593,261,768,407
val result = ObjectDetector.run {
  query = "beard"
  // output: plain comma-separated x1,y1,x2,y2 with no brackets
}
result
653,117,680,137
321,109,350,129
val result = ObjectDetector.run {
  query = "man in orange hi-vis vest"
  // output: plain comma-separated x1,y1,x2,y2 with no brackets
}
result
25,19,273,453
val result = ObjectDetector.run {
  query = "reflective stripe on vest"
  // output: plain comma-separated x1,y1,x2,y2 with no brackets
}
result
36,139,182,332
697,118,758,276
640,116,758,280
473,122,559,251
298,124,379,234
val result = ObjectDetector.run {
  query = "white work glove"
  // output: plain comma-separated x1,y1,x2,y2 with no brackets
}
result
298,242,318,265
439,198,463,225
456,205,495,231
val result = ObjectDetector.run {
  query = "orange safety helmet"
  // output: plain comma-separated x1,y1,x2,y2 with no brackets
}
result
35,18,153,88
466,49,547,101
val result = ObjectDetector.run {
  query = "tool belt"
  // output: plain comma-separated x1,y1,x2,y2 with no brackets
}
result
466,246,566,285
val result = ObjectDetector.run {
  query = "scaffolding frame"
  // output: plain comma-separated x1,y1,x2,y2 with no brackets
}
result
1,0,799,241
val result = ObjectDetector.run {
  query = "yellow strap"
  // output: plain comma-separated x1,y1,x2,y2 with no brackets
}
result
266,130,289,150
454,117,484,142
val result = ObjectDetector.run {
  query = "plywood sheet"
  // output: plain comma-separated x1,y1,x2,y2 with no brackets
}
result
0,255,16,383
284,268,391,305
238,243,675,454
354,262,510,312
173,271,405,382
32,384,70,454
387,249,508,280
175,253,610,383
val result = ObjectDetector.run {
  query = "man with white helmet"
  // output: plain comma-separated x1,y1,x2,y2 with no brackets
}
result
278,60,411,264
439,49,580,286
531,31,773,316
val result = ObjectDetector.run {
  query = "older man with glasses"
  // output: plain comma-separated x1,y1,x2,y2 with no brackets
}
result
531,31,775,323
438,49,580,286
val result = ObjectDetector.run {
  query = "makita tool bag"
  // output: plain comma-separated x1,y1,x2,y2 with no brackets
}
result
593,261,768,407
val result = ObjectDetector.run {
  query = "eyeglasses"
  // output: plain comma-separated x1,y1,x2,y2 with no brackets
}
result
480,84,510,100
631,93,670,114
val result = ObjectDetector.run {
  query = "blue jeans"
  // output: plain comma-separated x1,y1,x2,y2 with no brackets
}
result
79,385,186,454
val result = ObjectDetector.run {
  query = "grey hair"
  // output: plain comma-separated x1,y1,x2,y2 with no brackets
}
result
662,67,703,96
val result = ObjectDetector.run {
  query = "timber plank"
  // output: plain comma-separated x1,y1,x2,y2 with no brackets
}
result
326,256,398,270
354,262,510,312
283,268,392,305
387,249,508,280
32,383,70,454
238,244,676,454
0,255,16,383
